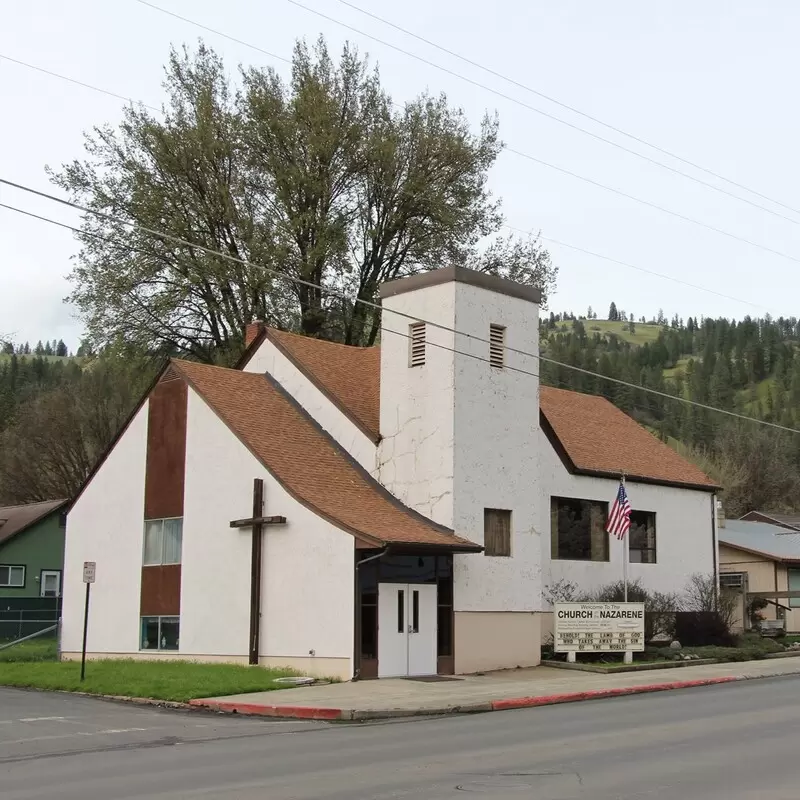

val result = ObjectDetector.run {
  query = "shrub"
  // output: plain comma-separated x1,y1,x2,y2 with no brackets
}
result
542,579,580,607
675,611,735,647
585,579,681,641
684,572,739,630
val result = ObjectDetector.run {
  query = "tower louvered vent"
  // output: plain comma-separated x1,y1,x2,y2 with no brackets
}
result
409,322,426,367
489,324,506,369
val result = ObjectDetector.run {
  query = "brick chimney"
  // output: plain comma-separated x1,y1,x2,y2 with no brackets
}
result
244,321,265,348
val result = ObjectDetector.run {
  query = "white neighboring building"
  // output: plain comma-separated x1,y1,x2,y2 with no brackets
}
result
61,267,718,680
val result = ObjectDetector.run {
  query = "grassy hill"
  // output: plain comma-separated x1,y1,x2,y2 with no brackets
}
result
553,319,664,346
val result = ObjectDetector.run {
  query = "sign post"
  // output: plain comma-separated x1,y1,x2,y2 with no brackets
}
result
80,562,96,682
554,602,644,665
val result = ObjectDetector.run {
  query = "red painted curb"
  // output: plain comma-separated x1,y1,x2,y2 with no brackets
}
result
190,676,740,721
489,676,739,711
188,699,343,720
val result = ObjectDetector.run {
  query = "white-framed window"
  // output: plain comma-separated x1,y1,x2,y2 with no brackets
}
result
140,616,180,651
0,565,25,588
40,570,61,597
143,518,183,566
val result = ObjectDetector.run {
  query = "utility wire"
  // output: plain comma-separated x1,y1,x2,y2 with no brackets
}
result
285,0,800,226
132,0,800,246
0,201,545,379
134,0,291,64
335,0,800,218
0,51,776,313
2,178,797,435
504,224,767,313
0,54,159,112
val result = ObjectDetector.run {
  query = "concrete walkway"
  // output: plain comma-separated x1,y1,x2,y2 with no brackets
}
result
191,656,800,721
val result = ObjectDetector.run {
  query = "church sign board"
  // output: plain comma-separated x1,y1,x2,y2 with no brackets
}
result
554,602,645,653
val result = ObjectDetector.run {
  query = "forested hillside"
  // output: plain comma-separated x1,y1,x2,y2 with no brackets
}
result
0,342,155,505
541,309,800,515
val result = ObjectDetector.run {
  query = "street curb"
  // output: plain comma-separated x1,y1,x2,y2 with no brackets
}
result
188,676,742,721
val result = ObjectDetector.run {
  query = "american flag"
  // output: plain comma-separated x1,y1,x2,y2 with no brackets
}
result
607,481,632,539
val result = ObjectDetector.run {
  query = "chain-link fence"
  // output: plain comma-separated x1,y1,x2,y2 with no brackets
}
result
0,598,61,662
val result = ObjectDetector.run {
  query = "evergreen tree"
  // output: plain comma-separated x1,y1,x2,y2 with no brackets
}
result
608,302,618,321
55,340,68,357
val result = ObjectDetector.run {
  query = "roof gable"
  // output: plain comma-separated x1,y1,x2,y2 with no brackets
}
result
265,330,381,441
0,499,68,547
172,359,479,552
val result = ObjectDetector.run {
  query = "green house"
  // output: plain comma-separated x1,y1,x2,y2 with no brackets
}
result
0,499,68,598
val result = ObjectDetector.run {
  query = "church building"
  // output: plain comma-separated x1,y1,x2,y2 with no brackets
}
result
61,266,718,679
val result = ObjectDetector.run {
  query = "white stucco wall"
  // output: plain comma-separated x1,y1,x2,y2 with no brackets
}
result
243,337,376,472
540,429,716,599
378,281,457,520
451,282,541,612
380,278,541,613
181,388,355,672
61,403,149,654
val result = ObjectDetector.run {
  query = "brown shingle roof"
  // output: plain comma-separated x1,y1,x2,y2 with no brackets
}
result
539,386,718,490
0,499,68,546
257,329,716,491
265,330,381,441
172,360,479,551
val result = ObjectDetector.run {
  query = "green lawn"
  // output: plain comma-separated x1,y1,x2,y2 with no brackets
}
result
0,659,299,702
0,638,58,663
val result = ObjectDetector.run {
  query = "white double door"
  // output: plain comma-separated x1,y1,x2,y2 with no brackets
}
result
377,583,437,678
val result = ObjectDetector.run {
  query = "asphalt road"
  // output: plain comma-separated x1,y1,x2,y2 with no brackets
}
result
3,677,800,799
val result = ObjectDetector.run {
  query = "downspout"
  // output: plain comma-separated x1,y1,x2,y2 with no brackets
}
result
711,494,719,610
352,546,389,682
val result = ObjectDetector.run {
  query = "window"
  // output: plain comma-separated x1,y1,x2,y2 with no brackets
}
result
143,518,183,566
720,572,745,590
489,324,506,369
629,511,657,564
484,509,511,557
40,570,61,597
0,565,25,588
140,616,180,650
551,497,609,561
409,322,426,367
789,569,800,609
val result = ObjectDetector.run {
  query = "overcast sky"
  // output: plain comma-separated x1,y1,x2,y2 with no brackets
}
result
2,1,799,351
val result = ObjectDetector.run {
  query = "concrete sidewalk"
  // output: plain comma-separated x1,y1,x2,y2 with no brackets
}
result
190,657,800,721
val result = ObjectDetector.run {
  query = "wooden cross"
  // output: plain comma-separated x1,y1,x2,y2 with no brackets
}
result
229,478,287,665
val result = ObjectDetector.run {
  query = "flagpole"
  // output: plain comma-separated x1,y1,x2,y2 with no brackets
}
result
622,475,628,603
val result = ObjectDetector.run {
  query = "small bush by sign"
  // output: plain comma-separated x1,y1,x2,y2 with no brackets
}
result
674,611,735,647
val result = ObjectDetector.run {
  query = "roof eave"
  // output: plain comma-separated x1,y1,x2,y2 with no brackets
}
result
0,499,70,547
718,539,796,563
174,363,472,554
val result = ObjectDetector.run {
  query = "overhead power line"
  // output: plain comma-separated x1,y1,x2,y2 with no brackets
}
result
335,0,800,218
0,54,157,112
2,177,796,435
0,48,776,313
284,0,800,226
